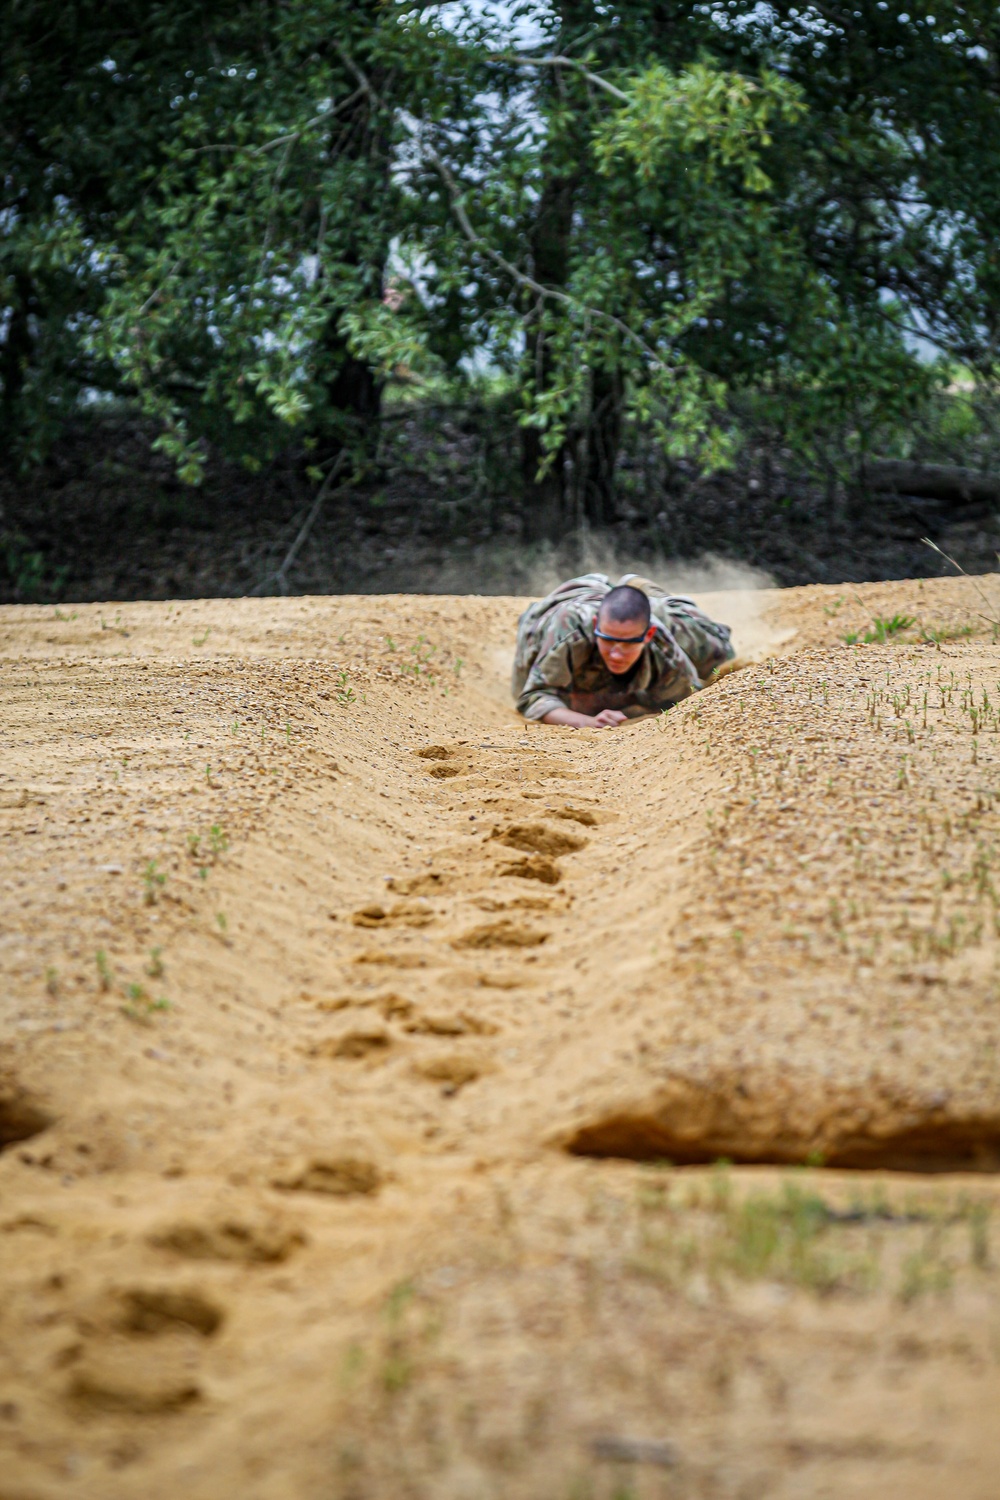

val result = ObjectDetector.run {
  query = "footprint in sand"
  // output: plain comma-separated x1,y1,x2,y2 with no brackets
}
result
550,806,600,827
0,1076,55,1150
403,1010,499,1037
272,1155,383,1196
493,822,587,858
304,992,414,1019
149,1215,304,1263
415,744,464,778
115,1286,224,1338
387,871,453,897
351,900,435,928
66,1285,224,1415
68,1342,203,1414
499,855,562,885
354,951,427,969
452,919,550,950
307,1026,393,1060
415,1053,493,1095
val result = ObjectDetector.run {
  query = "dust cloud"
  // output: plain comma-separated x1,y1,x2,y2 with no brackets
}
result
389,533,773,601
415,535,788,672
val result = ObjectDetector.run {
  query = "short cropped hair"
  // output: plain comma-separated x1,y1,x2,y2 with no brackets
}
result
599,584,651,628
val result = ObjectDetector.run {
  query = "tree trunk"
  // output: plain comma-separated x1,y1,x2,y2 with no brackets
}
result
582,366,624,527
326,345,383,445
865,459,1000,506
521,173,575,543
0,274,35,433
522,423,568,542
316,62,390,471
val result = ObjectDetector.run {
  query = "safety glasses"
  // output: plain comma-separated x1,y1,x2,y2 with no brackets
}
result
594,627,649,645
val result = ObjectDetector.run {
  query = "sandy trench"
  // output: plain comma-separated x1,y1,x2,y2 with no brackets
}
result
1,576,1000,1499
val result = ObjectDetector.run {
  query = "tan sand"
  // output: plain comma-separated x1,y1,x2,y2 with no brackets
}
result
1,576,999,1499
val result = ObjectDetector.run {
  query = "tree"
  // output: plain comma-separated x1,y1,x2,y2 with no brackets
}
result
4,1,1000,545
1,0,404,478
399,2,1000,535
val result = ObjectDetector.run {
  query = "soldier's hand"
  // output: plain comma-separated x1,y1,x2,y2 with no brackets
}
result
592,709,628,728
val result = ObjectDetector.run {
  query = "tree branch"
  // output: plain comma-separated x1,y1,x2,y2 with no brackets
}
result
334,43,667,371
191,88,368,157
486,52,631,104
251,451,349,596
423,134,667,370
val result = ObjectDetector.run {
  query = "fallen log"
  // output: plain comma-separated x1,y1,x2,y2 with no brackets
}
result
865,459,1000,505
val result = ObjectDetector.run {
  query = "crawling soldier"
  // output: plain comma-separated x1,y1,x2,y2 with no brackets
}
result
512,572,734,728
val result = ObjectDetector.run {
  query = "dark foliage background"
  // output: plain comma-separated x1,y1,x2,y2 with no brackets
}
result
3,1,1000,598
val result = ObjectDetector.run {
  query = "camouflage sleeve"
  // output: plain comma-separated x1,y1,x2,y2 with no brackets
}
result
515,634,579,720
644,628,703,709
652,598,734,680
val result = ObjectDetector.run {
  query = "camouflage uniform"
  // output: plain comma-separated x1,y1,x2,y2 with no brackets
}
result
512,572,734,721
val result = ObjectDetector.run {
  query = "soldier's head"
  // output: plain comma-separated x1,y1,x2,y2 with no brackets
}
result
595,585,655,675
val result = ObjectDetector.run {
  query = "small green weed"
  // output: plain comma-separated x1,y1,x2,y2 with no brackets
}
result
142,860,167,905
899,1237,952,1302
146,947,165,979
920,622,975,645
121,982,172,1026
969,1202,992,1269
844,613,916,646
95,949,114,991
381,1350,413,1393
45,966,59,998
634,1179,878,1295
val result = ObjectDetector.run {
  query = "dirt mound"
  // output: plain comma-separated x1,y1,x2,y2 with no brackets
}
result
564,1073,1000,1171
1,577,999,1498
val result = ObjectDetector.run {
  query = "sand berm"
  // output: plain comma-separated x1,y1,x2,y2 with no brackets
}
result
2,575,999,1499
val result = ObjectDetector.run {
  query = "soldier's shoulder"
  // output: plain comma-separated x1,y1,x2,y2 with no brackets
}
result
545,597,597,637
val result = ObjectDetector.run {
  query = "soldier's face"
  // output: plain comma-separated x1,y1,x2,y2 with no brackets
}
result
595,613,654,675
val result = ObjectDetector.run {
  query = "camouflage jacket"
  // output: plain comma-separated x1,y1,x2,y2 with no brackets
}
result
512,573,734,721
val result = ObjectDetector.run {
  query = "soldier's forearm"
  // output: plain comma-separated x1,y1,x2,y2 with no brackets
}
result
540,706,598,728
